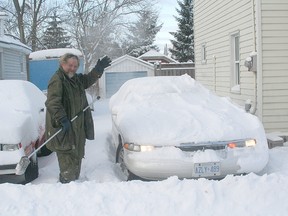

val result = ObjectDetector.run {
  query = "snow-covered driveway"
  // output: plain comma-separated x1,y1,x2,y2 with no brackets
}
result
1,99,288,216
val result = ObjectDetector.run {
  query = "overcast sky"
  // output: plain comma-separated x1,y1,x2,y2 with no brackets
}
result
155,0,178,53
17,0,178,54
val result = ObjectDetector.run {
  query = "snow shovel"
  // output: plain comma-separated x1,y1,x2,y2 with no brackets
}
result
15,96,100,175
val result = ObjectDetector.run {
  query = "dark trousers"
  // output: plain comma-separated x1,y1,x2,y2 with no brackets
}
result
56,151,82,183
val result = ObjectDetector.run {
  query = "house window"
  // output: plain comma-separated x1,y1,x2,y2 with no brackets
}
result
201,43,207,64
231,33,240,91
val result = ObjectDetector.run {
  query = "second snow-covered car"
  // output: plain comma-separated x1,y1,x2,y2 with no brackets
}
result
109,75,269,181
0,80,46,184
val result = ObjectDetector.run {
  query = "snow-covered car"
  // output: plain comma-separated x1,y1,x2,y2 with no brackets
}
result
109,75,269,181
0,80,46,184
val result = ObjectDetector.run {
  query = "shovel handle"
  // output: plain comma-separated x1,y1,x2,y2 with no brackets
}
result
27,98,97,159
28,128,62,159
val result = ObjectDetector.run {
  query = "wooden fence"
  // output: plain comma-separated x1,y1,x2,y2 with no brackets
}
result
154,63,195,78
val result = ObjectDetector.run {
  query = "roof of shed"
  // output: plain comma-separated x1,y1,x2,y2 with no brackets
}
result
0,35,31,54
29,48,83,60
108,54,155,70
138,49,178,63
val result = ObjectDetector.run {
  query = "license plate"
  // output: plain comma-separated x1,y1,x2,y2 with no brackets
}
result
194,162,221,177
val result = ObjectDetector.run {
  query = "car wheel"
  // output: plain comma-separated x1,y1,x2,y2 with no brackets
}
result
23,154,39,184
116,144,138,181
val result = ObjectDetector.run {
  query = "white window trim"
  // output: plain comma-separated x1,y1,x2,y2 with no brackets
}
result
230,32,240,93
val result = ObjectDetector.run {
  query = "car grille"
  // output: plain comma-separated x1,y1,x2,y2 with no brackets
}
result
177,143,227,151
0,164,17,170
177,139,249,152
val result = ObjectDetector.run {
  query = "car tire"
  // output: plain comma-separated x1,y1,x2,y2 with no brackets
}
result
116,144,138,181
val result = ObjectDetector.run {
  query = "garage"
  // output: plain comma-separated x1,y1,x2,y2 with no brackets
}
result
99,55,155,98
105,71,147,98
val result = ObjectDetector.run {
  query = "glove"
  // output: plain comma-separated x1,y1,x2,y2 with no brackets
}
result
59,117,71,133
93,55,112,77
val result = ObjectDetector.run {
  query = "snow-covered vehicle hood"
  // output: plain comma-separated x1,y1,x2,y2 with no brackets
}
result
0,110,35,145
109,75,267,147
0,80,46,146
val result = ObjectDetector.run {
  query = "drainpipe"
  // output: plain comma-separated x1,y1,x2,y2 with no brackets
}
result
256,0,263,120
249,0,258,115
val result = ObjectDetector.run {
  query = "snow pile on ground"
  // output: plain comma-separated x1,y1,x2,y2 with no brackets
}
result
1,98,288,216
1,173,288,216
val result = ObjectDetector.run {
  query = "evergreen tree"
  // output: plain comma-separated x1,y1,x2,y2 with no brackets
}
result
169,0,194,62
123,9,162,57
42,12,71,49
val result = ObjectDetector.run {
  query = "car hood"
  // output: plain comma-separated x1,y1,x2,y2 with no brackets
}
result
0,110,37,145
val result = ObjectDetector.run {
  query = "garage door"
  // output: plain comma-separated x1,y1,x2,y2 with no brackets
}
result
105,71,147,98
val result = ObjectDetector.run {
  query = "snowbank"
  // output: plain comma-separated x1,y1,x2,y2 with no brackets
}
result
0,99,288,216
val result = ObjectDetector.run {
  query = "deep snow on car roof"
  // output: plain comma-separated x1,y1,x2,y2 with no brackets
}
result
109,75,267,147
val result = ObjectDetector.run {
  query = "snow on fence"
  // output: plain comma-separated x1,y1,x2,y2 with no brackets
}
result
154,63,195,78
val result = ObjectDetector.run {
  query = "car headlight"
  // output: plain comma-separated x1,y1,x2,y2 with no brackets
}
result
227,139,256,148
1,143,21,151
140,145,155,152
245,139,256,147
124,143,155,152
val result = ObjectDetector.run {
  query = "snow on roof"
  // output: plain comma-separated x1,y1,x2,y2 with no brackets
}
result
138,49,178,63
29,48,83,60
139,49,164,57
107,54,154,70
0,35,31,54
0,12,31,54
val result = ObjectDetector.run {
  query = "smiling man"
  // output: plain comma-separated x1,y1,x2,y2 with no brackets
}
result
45,53,111,183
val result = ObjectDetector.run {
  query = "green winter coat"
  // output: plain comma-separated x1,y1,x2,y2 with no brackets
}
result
45,67,98,158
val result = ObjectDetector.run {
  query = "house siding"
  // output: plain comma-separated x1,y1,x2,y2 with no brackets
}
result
261,0,288,132
194,0,256,107
2,48,27,80
194,0,288,133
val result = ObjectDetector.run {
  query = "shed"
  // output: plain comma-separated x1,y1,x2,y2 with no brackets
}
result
194,0,288,133
99,54,154,98
0,12,31,80
29,48,84,90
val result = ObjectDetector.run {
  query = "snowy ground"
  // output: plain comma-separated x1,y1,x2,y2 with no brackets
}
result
1,99,288,216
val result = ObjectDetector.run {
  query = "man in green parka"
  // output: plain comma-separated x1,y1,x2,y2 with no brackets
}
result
45,53,111,183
